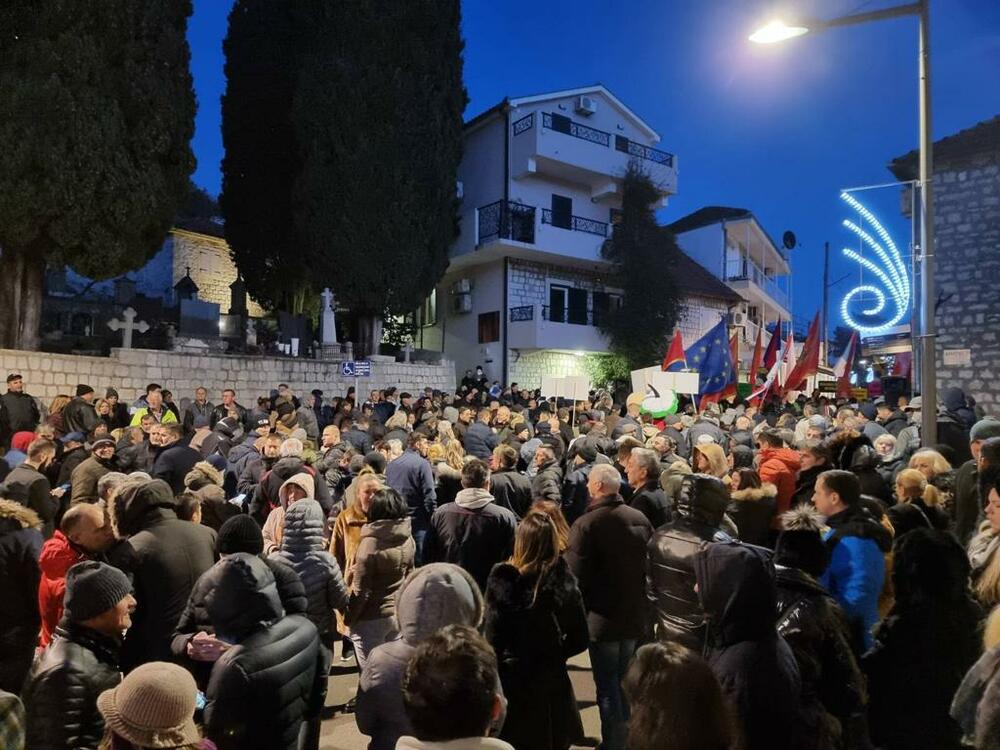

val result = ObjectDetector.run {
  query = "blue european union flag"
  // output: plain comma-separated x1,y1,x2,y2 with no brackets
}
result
685,317,732,396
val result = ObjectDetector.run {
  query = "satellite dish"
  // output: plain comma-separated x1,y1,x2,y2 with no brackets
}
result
782,230,797,250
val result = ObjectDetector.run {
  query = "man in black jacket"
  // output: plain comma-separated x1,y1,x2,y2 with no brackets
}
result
108,478,217,672
530,445,563,504
210,388,249,432
562,440,600,523
4,438,61,538
646,473,732,650
22,561,135,750
488,444,532,518
625,448,671,529
463,408,498,460
63,384,101,437
0,373,40,448
203,553,323,750
151,423,202,495
565,463,652,750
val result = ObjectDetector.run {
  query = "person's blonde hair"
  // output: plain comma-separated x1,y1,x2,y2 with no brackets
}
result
909,448,952,478
48,394,71,416
984,606,1000,650
426,443,446,463
385,411,409,430
895,468,943,507
975,532,1000,610
530,500,570,552
443,439,465,471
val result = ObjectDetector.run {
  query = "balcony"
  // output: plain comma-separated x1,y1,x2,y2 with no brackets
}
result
725,258,790,313
507,304,610,352
476,200,536,244
540,209,608,237
510,111,678,200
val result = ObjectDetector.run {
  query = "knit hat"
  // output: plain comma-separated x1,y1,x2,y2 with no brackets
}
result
971,418,1000,443
76,384,94,397
97,662,200,748
10,431,35,452
575,440,598,463
63,561,132,622
105,387,119,399
217,514,264,555
775,505,830,578
205,452,227,473
859,402,877,420
92,437,116,451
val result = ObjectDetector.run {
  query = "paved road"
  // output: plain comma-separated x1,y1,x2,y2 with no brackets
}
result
320,643,602,750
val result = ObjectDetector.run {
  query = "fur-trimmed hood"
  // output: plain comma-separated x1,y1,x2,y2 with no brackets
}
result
184,460,223,491
109,478,178,538
828,430,879,472
730,483,778,503
0,498,43,531
781,503,827,532
486,557,579,612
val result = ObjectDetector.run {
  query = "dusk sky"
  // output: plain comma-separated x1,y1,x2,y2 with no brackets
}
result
187,0,1000,328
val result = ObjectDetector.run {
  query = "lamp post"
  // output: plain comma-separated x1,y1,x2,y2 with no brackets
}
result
751,1,936,445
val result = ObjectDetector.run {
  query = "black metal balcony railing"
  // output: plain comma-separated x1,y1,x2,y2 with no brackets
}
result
477,200,536,245
540,209,609,237
541,112,611,147
512,112,534,136
541,305,609,327
509,305,534,322
615,135,674,167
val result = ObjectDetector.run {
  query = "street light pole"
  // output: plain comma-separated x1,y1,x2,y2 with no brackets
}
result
917,0,937,445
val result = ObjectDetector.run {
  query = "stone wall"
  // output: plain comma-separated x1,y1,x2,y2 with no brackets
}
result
169,231,266,317
0,348,455,404
508,350,590,389
929,155,1000,407
507,258,618,308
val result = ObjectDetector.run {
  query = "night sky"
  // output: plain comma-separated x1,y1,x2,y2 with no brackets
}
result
187,0,1000,329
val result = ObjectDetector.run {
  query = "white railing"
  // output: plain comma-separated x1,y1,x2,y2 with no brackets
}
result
725,258,789,309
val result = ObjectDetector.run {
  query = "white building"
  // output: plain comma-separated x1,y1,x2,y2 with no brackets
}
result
669,207,793,370
417,85,741,387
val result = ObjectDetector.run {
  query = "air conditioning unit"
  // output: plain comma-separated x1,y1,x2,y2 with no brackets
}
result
574,96,598,116
453,294,472,314
727,311,747,327
453,278,472,294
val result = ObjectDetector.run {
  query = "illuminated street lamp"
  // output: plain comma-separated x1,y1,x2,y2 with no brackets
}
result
750,2,937,444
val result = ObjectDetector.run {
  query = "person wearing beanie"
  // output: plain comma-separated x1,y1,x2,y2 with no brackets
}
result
773,505,868,749
22,561,135,750
200,553,323,750
171,515,306,690
357,563,485,750
187,413,214,455
97,661,207,749
954,418,1000,545
69,435,118,504
183,461,238,532
62,385,101,437
1,373,40,450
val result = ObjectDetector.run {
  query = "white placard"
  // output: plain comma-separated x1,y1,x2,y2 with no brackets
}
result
942,348,972,367
631,367,700,396
540,375,592,400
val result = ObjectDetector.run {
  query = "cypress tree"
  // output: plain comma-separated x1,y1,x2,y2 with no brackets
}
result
0,0,196,349
293,0,467,355
599,164,684,368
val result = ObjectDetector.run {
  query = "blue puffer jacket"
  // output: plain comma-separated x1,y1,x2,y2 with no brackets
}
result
272,499,348,637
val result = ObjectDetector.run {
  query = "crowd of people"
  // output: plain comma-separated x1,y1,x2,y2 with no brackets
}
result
1,367,1000,750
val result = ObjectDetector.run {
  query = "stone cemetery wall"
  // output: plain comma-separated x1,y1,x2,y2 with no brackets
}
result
0,348,455,404
169,230,267,317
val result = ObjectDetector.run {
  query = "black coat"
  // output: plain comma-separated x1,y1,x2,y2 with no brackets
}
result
0,390,40,444
249,457,333,523
463,421,498,460
210,402,249,432
152,441,202,495
565,495,652,642
792,464,826,508
56,446,90,487
879,410,908,437
953,459,980,546
62,397,101,436
490,468,533,519
561,461,596,523
628,481,672,530
203,554,324,750
775,566,866,749
108,479,218,672
3,463,58,538
728,484,777,548
485,559,588,750
0,499,43,694
695,542,803,750
531,460,563,505
22,622,121,750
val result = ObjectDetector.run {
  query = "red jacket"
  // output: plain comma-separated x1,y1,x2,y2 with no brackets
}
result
37,530,86,647
757,447,801,523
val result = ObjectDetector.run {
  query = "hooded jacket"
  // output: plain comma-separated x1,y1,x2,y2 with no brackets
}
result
646,474,732,649
3,462,57,538
424,488,518,591
695,542,803,750
530,458,563,504
0,499,43,694
184,461,239,531
37,529,87,648
21,621,122,750
272,499,348,637
203,553,323,750
346,517,415,624
109,478,217,672
484,558,588,750
728,483,777,547
828,431,891,505
356,564,484,750
262,472,316,556
757,446,801,520
250,456,333,524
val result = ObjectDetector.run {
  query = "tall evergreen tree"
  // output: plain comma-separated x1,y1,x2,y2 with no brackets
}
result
0,1,196,349
599,164,684,368
221,1,310,313
293,0,467,355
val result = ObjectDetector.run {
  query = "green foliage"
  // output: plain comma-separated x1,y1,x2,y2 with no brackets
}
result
293,0,467,319
0,0,196,346
382,313,418,348
583,353,633,390
221,1,310,312
179,181,220,221
598,164,683,369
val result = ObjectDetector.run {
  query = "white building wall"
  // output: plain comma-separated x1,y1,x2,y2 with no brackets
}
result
675,225,723,279
454,116,506,258
435,261,505,383
509,350,590,389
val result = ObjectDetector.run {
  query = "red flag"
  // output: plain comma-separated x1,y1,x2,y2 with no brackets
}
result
662,330,686,371
762,319,782,370
833,331,859,398
783,313,821,394
748,326,764,386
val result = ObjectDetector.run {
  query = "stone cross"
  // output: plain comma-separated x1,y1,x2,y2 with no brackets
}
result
107,307,149,349
321,287,337,345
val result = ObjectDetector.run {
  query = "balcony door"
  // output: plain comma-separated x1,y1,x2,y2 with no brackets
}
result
551,194,572,230
549,285,568,323
567,287,588,325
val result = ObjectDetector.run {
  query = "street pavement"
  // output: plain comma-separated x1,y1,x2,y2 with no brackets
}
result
320,643,602,750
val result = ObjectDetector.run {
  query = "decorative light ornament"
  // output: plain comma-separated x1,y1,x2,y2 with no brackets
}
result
838,191,911,335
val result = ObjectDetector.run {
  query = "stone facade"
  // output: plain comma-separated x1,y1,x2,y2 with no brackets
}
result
507,258,618,308
0,348,455,404
508,350,590,388
169,230,266,317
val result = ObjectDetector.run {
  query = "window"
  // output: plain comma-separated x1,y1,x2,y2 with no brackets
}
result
550,194,572,230
567,287,588,325
478,311,500,343
592,291,622,327
417,289,437,328
549,285,568,322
